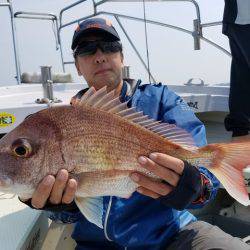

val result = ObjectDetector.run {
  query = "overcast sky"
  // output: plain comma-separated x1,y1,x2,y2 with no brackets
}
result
0,0,230,86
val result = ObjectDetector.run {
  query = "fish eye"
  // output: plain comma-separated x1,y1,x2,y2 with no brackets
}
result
11,138,32,158
15,146,28,156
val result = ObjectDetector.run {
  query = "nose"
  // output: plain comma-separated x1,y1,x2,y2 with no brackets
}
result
94,49,107,64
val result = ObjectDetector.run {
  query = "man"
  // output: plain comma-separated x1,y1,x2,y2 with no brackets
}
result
21,18,249,249
223,0,250,141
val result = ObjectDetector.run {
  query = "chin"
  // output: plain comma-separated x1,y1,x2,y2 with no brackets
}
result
96,80,114,89
95,82,110,90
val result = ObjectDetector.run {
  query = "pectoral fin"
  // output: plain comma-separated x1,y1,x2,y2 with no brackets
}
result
74,196,103,228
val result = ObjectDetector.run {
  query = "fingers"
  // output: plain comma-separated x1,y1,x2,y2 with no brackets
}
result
31,169,77,209
31,175,55,208
149,153,184,175
62,179,78,204
130,172,173,197
49,169,69,204
137,156,180,187
137,187,160,199
130,153,185,199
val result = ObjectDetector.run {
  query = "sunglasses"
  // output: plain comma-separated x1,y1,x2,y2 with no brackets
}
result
74,41,122,57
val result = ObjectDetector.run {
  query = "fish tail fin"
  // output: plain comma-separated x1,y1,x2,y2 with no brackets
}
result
200,141,250,206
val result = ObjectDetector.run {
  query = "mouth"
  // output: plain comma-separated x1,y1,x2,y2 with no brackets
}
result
95,69,111,75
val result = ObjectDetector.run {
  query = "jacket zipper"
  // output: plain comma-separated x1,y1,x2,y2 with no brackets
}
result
104,196,129,250
104,196,113,241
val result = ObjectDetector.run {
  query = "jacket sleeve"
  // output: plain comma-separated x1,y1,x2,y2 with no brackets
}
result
19,197,82,224
45,201,82,223
46,210,82,224
160,86,220,209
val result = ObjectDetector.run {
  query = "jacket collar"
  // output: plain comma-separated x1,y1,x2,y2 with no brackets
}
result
120,79,142,103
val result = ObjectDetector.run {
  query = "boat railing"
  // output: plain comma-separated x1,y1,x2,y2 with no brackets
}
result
13,11,64,81
58,0,231,83
1,0,21,84
2,0,231,84
1,0,64,84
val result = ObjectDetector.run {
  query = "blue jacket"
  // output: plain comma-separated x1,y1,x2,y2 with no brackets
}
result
49,82,219,250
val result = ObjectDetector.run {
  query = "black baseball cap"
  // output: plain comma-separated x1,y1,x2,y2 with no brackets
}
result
71,18,120,51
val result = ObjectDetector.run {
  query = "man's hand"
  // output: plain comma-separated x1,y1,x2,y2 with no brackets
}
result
20,169,77,209
130,152,204,210
130,153,184,199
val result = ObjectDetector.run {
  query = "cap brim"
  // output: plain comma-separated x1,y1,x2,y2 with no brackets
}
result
72,28,120,50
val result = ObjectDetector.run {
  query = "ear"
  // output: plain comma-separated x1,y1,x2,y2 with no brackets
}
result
75,59,82,76
120,52,124,65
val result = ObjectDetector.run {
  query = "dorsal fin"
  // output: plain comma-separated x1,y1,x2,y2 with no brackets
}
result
87,86,108,106
94,88,115,108
74,86,197,150
79,86,96,105
118,107,137,117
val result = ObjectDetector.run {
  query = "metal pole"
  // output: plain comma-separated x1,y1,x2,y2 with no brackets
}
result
57,0,231,72
200,37,231,57
6,0,21,84
41,66,54,100
60,10,192,35
115,16,157,83
193,19,201,50
122,66,130,79
55,19,65,72
95,0,201,24
58,0,95,71
201,21,222,28
14,11,63,73
59,0,89,28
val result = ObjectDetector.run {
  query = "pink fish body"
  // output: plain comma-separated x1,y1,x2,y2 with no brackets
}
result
0,86,249,227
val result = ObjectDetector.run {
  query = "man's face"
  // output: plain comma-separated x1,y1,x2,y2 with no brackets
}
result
75,35,124,92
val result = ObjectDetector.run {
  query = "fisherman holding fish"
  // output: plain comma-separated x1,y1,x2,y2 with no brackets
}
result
2,18,249,249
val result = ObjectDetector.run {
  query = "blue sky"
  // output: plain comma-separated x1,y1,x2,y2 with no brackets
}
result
0,0,230,86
